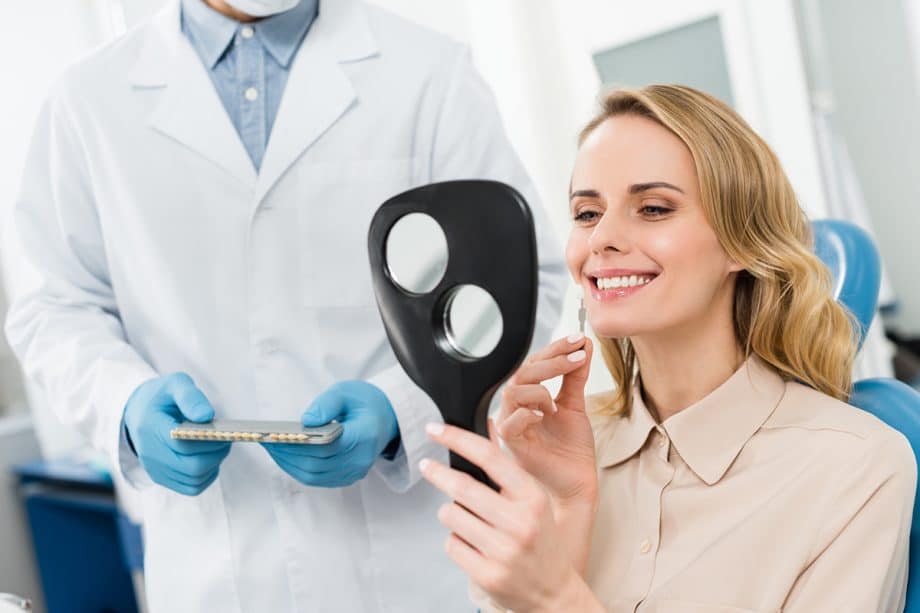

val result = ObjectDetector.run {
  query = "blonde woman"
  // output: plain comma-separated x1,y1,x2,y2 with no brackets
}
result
418,85,917,612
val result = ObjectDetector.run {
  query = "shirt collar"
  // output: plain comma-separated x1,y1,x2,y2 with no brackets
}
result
256,0,319,67
181,0,238,69
180,0,319,69
594,389,658,470
596,355,787,485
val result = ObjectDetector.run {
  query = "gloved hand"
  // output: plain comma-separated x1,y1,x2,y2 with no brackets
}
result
263,380,399,488
123,372,231,496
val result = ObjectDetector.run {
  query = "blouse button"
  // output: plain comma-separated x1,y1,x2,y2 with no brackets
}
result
639,539,651,554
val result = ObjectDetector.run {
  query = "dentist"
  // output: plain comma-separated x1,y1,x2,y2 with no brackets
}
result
5,0,565,611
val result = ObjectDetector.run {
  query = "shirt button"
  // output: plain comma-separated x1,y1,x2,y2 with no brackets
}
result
241,25,254,39
639,539,651,554
658,437,666,448
244,87,259,101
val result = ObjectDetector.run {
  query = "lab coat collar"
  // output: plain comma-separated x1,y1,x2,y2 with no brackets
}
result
131,2,256,184
129,0,379,195
255,0,378,202
595,355,786,485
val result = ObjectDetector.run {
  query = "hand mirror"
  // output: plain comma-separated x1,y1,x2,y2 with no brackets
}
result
367,180,538,485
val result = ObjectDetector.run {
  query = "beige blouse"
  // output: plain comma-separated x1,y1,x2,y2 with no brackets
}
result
477,357,916,612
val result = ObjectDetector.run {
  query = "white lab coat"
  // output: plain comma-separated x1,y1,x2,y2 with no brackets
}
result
5,1,566,612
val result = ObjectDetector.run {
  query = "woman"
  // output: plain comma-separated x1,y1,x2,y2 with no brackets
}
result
418,85,917,612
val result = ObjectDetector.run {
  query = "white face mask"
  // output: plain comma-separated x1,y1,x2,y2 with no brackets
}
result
224,0,301,17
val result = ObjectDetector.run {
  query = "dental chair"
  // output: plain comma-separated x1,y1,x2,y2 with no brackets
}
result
813,219,920,610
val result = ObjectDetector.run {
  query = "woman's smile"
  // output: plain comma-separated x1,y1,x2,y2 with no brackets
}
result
585,268,659,302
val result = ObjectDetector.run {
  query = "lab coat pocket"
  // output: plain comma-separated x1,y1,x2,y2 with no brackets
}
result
298,158,416,308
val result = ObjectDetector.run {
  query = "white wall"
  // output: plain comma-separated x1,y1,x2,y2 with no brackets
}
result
808,0,920,336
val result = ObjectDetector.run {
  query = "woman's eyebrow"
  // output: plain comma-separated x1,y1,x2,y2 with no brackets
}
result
569,189,600,200
628,181,685,194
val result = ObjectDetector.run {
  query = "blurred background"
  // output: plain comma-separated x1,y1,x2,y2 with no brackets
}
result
1,0,919,610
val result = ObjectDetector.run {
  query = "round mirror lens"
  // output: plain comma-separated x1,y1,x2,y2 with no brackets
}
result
385,213,448,294
444,285,503,359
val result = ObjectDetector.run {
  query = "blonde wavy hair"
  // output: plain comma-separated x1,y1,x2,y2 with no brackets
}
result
580,85,858,416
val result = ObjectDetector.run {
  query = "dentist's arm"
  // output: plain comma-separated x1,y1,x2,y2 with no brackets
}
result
5,86,158,486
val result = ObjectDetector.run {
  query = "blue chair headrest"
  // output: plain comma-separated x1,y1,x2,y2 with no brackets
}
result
812,220,881,350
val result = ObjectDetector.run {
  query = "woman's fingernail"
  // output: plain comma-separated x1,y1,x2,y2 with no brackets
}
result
419,458,431,473
567,332,584,343
567,349,587,362
532,409,544,417
426,422,445,437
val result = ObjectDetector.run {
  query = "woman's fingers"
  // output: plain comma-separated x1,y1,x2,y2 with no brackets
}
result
522,333,587,365
497,407,544,440
438,502,514,560
510,343,588,386
500,384,556,415
443,533,498,592
420,456,519,530
556,337,594,407
423,423,534,499
497,383,556,427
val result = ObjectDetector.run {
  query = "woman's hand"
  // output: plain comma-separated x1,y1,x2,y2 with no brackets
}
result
495,334,597,506
420,423,603,613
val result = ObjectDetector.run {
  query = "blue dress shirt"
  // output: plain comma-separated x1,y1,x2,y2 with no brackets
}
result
180,0,319,170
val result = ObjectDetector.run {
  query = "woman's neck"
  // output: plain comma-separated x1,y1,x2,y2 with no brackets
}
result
631,301,744,424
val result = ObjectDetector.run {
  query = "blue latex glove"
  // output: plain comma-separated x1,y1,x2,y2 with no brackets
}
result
123,372,231,496
263,380,399,488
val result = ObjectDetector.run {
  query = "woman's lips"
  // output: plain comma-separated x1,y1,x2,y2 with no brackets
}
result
587,273,658,302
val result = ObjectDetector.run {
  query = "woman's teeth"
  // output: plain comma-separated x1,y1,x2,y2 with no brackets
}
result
595,275,655,290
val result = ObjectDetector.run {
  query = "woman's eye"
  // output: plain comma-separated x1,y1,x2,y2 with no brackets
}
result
574,210,600,223
639,204,673,218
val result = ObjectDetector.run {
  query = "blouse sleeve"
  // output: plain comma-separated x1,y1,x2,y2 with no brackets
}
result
783,431,916,612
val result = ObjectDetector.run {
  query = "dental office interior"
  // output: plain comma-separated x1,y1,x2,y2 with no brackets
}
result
2,0,920,611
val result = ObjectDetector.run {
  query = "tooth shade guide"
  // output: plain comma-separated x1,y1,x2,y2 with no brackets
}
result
169,419,343,445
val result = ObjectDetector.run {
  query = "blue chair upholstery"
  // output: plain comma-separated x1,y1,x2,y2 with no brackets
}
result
813,219,920,609
812,219,881,350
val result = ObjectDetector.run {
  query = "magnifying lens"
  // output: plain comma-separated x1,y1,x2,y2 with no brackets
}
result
367,180,538,486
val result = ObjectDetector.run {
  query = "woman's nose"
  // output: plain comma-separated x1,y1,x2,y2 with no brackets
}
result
588,210,627,254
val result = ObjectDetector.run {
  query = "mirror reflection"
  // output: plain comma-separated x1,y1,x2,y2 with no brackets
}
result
386,213,448,294
444,285,503,359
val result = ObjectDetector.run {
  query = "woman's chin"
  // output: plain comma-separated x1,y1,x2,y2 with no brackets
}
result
590,321,647,340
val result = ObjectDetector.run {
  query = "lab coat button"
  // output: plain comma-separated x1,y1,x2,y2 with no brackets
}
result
241,26,254,39
244,87,259,101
